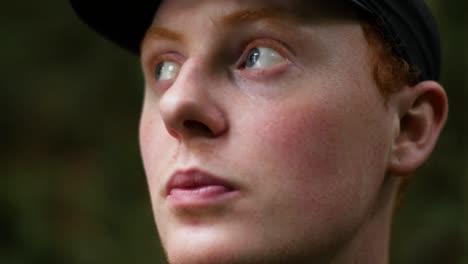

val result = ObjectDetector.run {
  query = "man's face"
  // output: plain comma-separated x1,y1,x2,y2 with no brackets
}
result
139,0,398,263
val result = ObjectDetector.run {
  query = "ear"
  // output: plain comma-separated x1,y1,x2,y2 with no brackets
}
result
388,81,448,176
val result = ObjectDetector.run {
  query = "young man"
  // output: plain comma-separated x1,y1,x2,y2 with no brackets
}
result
71,1,448,263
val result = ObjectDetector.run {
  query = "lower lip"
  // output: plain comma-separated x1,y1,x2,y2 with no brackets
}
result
167,185,239,207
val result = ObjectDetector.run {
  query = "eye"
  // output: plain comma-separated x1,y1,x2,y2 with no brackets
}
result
154,61,180,81
244,47,286,69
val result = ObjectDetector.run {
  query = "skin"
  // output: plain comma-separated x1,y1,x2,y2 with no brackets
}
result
138,0,448,263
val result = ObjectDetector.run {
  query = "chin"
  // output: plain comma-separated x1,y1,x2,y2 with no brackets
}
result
165,245,249,264
165,246,316,264
163,231,252,264
166,250,284,264
162,230,318,264
161,228,279,264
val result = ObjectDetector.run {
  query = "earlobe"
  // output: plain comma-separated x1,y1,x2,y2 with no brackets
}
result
388,81,448,176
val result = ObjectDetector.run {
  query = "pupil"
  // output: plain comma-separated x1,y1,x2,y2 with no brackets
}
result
155,62,165,79
246,48,260,67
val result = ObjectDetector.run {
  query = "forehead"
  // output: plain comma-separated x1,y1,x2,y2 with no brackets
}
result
153,0,357,26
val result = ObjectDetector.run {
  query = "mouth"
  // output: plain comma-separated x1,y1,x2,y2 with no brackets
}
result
165,169,239,206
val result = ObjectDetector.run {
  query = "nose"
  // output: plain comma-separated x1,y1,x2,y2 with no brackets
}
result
158,59,228,141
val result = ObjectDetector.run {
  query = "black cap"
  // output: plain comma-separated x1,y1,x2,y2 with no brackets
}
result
349,0,441,81
70,0,160,53
70,0,441,81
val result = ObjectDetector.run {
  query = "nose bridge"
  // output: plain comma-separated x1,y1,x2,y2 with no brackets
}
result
158,58,228,140
163,58,205,103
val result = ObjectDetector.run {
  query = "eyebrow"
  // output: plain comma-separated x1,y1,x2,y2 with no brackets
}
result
222,8,293,26
144,26,185,43
143,8,294,44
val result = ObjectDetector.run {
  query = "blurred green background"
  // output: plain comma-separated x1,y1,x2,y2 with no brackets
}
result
1,0,466,263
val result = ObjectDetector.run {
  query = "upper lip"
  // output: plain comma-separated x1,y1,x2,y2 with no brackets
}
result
165,169,236,196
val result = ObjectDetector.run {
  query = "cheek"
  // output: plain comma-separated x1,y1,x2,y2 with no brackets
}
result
251,102,346,188
229,102,361,249
239,94,391,220
139,102,174,192
139,115,160,161
139,106,157,169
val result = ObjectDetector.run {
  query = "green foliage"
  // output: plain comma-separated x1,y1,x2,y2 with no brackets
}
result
1,1,466,263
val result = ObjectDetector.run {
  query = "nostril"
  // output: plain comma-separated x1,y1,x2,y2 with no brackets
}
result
183,120,215,138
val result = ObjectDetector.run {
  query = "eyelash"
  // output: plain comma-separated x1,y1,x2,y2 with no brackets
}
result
236,38,292,69
146,52,184,88
150,52,183,72
146,38,294,86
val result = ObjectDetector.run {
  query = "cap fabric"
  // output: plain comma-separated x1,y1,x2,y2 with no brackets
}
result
349,0,441,81
70,0,441,81
70,1,160,53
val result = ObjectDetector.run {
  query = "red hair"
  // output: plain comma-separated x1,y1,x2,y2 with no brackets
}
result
361,22,420,98
361,21,420,208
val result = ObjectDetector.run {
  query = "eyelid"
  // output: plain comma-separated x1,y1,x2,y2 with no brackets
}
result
236,38,296,68
149,52,184,72
143,52,184,83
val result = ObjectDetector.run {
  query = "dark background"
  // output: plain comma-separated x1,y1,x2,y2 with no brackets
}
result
1,1,466,263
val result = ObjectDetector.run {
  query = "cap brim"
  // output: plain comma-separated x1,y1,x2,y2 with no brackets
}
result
70,0,160,53
71,0,440,81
